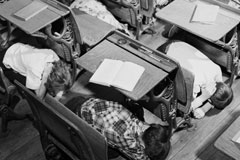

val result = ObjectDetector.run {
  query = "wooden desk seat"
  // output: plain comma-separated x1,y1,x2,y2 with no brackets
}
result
14,80,108,160
71,8,116,48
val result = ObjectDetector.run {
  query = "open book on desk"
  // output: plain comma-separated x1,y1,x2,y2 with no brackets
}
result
89,59,145,92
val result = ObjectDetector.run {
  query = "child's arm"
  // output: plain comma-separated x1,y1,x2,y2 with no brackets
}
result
191,93,210,111
191,82,216,110
201,104,214,113
35,84,46,99
35,63,53,99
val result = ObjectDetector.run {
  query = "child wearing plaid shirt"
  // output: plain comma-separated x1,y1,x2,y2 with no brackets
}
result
64,96,171,160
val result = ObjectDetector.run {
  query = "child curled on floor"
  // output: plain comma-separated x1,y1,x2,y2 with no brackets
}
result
158,40,233,119
2,42,73,99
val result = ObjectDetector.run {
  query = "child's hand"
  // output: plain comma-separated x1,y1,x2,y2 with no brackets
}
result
193,108,205,119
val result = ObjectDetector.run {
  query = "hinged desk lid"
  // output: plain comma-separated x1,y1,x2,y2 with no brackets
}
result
0,0,69,34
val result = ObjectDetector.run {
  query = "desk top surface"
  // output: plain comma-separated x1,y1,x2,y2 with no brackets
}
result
71,8,116,47
156,0,240,42
214,114,240,159
0,0,69,34
76,38,169,101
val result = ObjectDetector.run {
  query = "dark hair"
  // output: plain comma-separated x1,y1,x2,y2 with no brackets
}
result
210,82,233,110
45,60,73,97
142,124,171,160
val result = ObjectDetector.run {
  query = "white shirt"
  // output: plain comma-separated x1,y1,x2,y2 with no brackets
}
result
165,41,222,99
70,0,124,29
3,43,59,90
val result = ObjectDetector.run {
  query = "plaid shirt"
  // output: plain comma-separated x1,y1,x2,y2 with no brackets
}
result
76,98,150,160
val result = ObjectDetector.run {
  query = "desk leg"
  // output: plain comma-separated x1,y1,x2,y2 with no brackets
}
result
150,80,196,132
0,21,12,50
148,79,195,132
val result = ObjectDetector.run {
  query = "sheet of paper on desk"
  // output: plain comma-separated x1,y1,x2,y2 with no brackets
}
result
191,3,219,24
232,129,240,144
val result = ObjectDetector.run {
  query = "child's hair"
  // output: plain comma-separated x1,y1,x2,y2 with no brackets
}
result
210,82,233,110
142,124,171,160
45,60,73,97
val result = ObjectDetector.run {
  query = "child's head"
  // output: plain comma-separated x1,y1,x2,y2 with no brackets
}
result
45,60,73,97
210,82,233,110
142,124,171,160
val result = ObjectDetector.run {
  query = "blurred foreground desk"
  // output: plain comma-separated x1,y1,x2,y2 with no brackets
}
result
156,0,240,86
214,114,240,159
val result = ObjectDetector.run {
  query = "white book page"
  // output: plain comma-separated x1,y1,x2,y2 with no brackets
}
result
89,59,123,86
111,61,145,91
191,3,219,24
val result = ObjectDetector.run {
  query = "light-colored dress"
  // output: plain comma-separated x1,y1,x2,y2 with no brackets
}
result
3,43,59,90
165,41,222,99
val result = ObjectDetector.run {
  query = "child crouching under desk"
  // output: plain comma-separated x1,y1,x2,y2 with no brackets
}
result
158,40,233,119
2,42,73,99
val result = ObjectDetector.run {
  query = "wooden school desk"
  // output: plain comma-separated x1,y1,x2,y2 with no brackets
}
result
75,31,196,130
0,0,115,47
156,0,240,86
75,31,178,101
0,0,69,34
155,0,240,42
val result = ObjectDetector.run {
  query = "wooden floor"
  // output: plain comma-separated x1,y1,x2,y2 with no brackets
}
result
0,19,240,160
